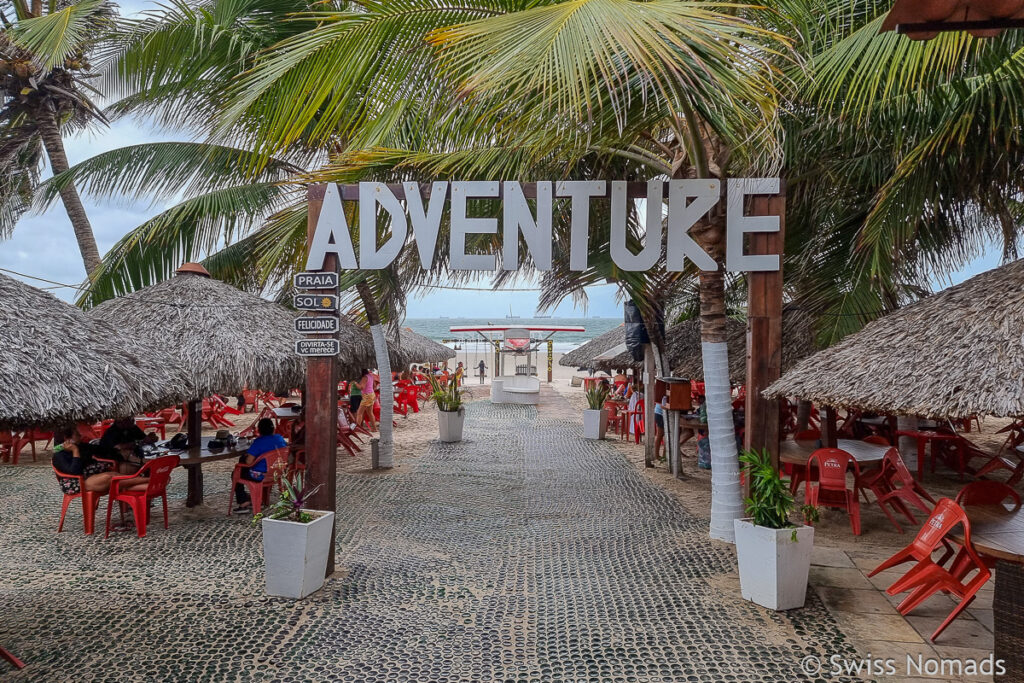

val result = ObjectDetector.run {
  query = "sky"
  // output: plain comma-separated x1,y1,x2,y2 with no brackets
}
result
0,1,1006,318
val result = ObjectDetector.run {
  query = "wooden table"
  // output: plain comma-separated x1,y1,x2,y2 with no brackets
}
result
162,436,249,507
953,504,1024,680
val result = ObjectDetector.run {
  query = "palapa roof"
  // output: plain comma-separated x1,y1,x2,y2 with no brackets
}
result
559,325,625,368
395,328,455,364
764,259,1024,419
0,273,178,427
90,265,310,400
591,308,816,382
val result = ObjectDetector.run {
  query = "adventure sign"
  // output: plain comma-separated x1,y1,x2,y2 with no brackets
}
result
295,316,340,334
293,293,338,312
307,178,782,273
295,339,340,356
293,271,339,290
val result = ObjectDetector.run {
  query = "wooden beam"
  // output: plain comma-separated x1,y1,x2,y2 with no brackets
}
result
304,185,339,577
744,188,786,471
185,400,203,507
821,406,839,448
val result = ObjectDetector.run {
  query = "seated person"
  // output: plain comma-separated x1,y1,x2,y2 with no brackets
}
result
233,418,287,514
100,417,157,473
53,427,149,496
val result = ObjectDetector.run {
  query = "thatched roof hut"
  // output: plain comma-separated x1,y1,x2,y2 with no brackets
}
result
90,264,310,400
560,325,625,368
592,308,816,381
764,260,1024,418
0,273,178,427
394,328,455,364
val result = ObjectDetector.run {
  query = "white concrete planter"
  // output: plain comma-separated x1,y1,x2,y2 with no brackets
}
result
438,408,465,442
734,518,814,611
582,409,608,439
262,509,335,599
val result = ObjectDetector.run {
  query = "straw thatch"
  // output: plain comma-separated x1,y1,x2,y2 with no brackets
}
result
560,325,625,368
591,308,816,382
90,266,312,400
764,259,1024,418
0,273,181,427
394,328,455,364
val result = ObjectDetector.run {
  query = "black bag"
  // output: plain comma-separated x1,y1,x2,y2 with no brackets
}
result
624,301,663,362
167,432,189,450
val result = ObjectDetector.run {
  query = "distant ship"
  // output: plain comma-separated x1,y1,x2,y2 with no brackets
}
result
536,315,552,319
506,305,519,319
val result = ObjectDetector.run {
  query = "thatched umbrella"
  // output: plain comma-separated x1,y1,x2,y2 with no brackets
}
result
592,308,816,380
560,324,625,368
0,272,178,427
672,308,816,382
90,264,308,401
764,259,1024,418
394,328,455,365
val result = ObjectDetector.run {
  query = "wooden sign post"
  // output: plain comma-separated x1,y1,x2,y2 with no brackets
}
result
304,184,339,576
744,185,786,472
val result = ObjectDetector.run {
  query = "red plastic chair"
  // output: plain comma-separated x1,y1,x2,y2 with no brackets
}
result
861,434,892,447
53,457,116,535
870,498,991,641
226,447,289,516
955,481,1021,508
0,431,33,464
861,448,935,532
627,400,645,444
105,455,180,538
805,448,862,535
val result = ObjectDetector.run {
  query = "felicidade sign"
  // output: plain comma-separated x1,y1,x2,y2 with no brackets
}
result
307,179,781,273
295,316,340,334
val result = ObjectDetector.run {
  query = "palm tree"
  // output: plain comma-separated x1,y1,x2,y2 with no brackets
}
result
0,0,115,275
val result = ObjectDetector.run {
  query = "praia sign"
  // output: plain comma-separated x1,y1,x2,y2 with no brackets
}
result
307,178,782,273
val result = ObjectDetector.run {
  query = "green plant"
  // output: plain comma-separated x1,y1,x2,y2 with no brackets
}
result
426,372,463,412
585,383,611,410
739,448,817,535
252,469,323,525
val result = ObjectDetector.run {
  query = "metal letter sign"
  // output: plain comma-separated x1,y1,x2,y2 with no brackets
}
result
295,339,340,356
294,271,339,290
293,293,338,312
295,316,340,334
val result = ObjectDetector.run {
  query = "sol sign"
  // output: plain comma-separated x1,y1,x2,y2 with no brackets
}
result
306,179,781,273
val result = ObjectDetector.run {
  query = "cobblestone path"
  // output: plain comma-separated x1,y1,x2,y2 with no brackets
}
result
1,395,857,682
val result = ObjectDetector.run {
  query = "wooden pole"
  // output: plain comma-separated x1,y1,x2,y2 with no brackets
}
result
305,184,339,577
185,399,203,507
643,344,656,467
821,406,839,448
744,186,786,471
547,340,553,383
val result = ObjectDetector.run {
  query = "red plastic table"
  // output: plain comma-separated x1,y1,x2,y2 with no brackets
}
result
895,429,964,481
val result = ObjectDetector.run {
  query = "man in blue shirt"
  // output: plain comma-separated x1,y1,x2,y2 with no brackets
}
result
234,418,288,514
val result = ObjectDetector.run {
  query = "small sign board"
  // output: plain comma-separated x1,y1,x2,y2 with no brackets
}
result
295,339,340,356
295,316,339,334
293,271,339,290
293,293,338,312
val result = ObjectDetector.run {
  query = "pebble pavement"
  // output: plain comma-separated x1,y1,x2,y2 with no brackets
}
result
0,396,860,682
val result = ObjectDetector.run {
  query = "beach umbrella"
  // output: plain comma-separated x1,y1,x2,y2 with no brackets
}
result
559,325,625,368
0,272,179,427
764,259,1024,418
393,328,455,365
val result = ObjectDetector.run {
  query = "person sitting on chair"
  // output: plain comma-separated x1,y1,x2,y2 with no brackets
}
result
233,418,287,514
53,427,149,495
100,417,157,473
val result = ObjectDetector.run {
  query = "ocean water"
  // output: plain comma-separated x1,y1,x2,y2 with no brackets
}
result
403,317,621,353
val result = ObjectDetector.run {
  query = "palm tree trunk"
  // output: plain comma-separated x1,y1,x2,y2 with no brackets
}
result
356,281,394,468
37,114,102,276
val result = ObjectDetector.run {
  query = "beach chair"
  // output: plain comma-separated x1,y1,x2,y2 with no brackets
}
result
105,455,180,538
805,448,862,535
226,447,289,516
861,448,935,532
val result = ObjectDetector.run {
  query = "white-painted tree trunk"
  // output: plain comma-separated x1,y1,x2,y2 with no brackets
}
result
369,324,394,468
897,415,916,473
704,340,743,543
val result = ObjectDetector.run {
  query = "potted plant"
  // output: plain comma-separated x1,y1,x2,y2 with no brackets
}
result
253,469,334,599
427,373,465,442
582,383,610,439
734,448,819,611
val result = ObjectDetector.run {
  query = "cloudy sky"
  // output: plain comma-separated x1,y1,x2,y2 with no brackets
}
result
0,1,1002,318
